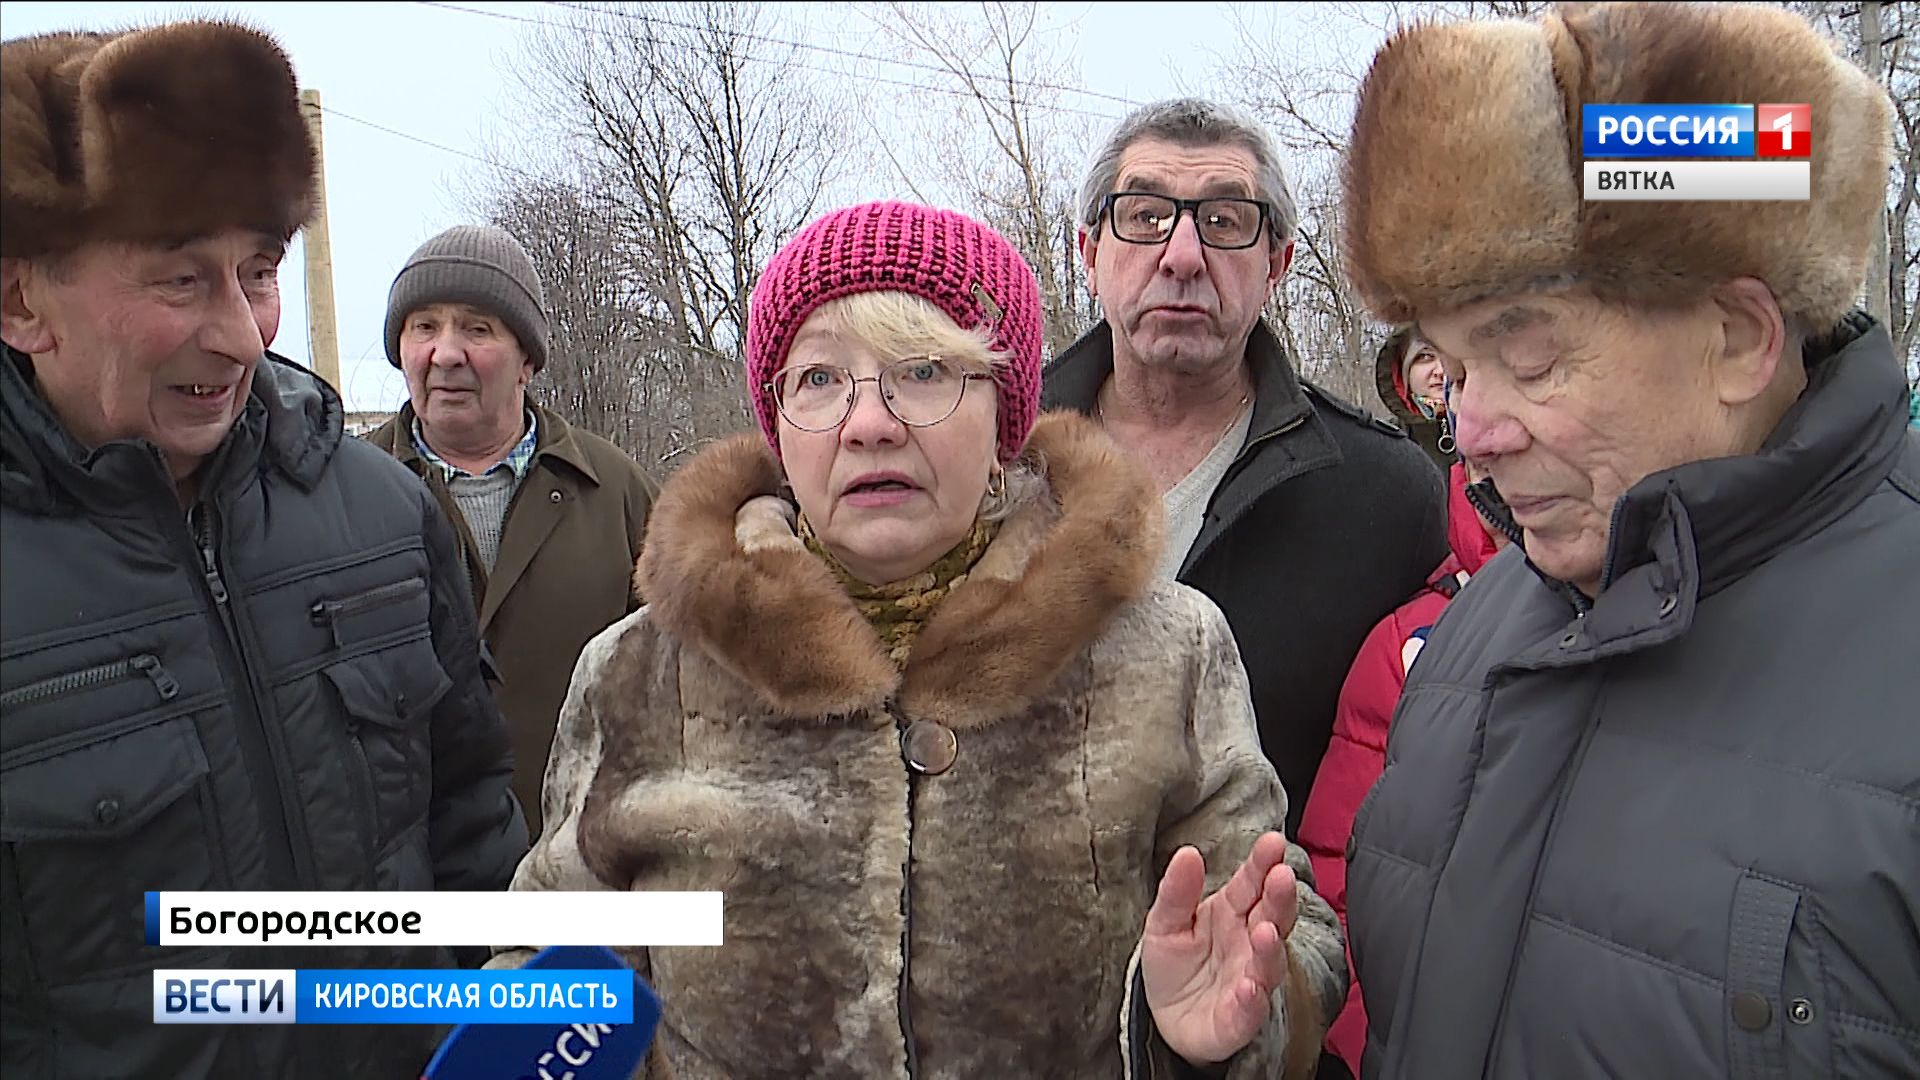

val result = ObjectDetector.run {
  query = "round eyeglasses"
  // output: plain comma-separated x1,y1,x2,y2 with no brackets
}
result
766,356,994,432
1098,191,1272,250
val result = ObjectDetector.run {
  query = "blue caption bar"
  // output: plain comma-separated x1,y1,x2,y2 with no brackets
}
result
297,970,633,1024
1582,104,1753,158
155,968,636,1024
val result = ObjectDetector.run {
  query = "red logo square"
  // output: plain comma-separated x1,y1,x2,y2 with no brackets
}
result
1756,104,1812,157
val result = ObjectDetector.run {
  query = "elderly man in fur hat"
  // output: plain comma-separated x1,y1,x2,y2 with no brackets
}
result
1339,3,1918,1078
0,20,527,1078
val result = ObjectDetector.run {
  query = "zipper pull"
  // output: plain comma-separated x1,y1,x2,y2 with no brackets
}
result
132,654,181,700
193,504,229,606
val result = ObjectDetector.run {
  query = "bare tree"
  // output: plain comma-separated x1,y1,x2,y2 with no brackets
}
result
1790,0,1919,363
487,2,848,474
866,1,1100,359
1221,4,1420,414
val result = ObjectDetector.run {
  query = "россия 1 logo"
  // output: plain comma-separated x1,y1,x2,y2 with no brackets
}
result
1755,104,1813,158
1581,103,1811,201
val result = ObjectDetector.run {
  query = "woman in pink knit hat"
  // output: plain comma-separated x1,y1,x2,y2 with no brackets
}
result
493,200,1344,1078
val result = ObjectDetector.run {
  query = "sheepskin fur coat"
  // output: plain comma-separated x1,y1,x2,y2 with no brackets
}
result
494,413,1345,1078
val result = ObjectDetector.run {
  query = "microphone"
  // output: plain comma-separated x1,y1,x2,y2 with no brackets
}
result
420,945,662,1079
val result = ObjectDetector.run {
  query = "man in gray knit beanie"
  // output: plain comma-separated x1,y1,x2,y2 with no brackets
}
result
365,224,657,837
384,225,549,375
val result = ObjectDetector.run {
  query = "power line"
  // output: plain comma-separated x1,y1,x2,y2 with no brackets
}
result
318,104,542,179
543,0,1143,110
411,0,1131,123
313,6,1133,216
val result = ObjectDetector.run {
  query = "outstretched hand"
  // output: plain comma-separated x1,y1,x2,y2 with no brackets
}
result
1140,831,1298,1068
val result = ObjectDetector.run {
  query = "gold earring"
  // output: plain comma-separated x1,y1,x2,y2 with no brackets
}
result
986,463,1006,500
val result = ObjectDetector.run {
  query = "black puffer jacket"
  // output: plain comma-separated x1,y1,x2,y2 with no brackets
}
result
1349,315,1920,1078
0,348,528,1078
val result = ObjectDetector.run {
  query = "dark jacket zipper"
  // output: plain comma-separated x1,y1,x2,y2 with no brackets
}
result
1470,478,1595,617
1465,477,1526,549
311,578,425,623
0,653,180,710
310,579,427,647
190,500,304,887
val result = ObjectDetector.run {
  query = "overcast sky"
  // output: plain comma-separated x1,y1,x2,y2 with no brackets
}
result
0,1,1384,410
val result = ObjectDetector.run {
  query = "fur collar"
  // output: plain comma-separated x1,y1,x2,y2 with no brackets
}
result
634,412,1162,728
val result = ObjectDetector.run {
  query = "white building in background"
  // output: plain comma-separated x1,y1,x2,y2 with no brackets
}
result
343,411,393,438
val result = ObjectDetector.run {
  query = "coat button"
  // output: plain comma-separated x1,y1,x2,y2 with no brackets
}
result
549,490,563,504
1559,631,1580,649
900,720,957,776
1788,998,1814,1025
1732,991,1772,1031
94,798,121,826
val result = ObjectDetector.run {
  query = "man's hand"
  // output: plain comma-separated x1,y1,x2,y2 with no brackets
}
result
1140,831,1298,1068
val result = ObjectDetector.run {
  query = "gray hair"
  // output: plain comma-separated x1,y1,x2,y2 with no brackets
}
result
1078,98,1299,249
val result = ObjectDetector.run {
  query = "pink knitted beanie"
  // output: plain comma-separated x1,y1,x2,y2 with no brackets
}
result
746,200,1043,463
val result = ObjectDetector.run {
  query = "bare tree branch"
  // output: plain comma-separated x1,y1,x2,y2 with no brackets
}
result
473,1,848,473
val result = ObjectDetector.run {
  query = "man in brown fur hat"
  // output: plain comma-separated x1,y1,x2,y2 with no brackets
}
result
1339,3,1918,1077
0,20,527,1078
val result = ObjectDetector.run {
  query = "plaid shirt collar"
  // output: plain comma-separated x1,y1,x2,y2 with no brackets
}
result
411,408,540,481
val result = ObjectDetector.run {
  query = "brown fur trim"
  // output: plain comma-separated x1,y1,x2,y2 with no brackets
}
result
633,434,898,719
633,411,1162,725
1343,2,1893,329
900,411,1163,729
1,21,316,257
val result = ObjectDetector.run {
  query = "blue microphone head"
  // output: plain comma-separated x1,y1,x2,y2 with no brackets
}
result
421,945,661,1080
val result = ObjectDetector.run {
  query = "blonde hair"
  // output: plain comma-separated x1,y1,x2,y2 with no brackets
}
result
807,291,1008,374
808,290,1044,521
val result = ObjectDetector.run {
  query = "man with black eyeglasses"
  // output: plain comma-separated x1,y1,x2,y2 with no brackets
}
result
1043,102,1445,1077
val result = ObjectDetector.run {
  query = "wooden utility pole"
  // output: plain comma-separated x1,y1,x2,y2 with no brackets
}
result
1859,2,1893,329
299,89,343,392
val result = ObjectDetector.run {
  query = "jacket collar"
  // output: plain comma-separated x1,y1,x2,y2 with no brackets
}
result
0,344,340,515
1043,319,1315,448
1616,314,1905,594
1045,320,1338,575
633,412,1162,727
1503,313,1910,665
374,398,602,487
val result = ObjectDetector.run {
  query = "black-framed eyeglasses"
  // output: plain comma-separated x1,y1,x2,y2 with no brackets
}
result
765,356,994,432
1097,191,1272,250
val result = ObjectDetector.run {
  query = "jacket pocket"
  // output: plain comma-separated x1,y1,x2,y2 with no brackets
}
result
320,637,452,860
1831,1014,1920,1078
1725,873,1835,1080
0,715,224,984
309,577,430,651
0,653,180,712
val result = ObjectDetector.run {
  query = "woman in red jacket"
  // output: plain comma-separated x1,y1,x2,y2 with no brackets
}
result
1298,349,1509,1076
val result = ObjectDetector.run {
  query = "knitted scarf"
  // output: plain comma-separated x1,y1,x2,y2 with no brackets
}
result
798,512,1000,669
